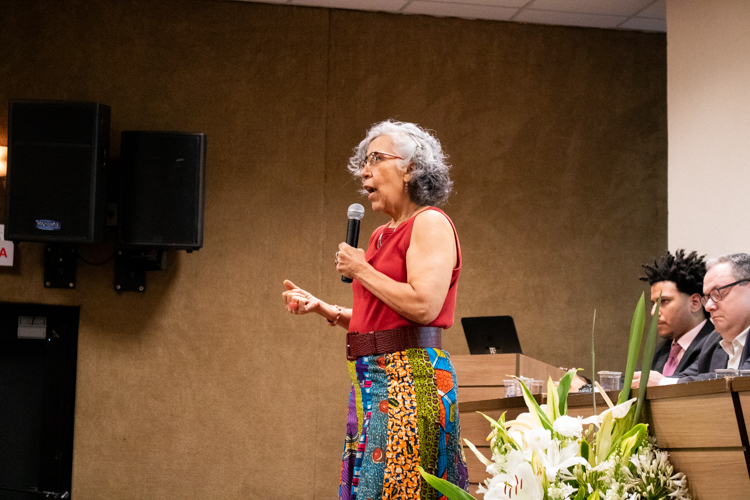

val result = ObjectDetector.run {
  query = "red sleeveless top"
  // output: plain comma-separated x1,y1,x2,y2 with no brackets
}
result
349,207,461,333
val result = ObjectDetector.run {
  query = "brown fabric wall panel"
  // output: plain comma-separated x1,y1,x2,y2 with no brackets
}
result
0,1,665,498
1,0,332,499
323,10,666,376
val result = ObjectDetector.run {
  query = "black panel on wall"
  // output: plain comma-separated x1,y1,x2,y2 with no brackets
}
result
0,303,78,500
5,100,110,244
118,131,206,251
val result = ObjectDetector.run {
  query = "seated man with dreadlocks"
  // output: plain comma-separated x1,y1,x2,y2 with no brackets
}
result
631,249,714,387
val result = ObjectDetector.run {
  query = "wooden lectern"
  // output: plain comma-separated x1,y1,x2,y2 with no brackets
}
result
451,353,567,402
452,353,568,486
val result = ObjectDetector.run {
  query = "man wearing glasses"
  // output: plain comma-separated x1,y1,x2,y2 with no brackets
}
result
643,253,750,385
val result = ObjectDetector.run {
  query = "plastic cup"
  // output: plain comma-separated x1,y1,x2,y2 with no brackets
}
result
598,371,622,392
714,368,738,379
531,380,543,395
504,379,518,398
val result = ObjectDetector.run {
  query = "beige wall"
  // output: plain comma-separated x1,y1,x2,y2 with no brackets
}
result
0,1,666,498
668,0,750,256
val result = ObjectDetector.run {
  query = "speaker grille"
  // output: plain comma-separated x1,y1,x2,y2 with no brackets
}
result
5,100,110,243
118,131,206,250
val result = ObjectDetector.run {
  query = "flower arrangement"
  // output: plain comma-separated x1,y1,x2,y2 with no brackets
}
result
420,294,691,500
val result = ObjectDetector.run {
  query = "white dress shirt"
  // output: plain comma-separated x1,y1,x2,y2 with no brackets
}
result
720,326,749,370
660,324,750,385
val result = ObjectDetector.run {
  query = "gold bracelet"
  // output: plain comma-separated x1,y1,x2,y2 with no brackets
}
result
326,305,342,326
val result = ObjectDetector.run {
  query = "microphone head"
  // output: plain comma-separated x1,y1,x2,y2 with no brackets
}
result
347,203,365,220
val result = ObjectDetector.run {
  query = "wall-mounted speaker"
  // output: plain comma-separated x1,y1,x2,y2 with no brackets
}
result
118,131,206,251
5,100,111,243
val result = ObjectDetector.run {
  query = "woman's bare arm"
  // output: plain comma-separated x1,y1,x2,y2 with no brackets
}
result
336,210,457,325
282,280,352,329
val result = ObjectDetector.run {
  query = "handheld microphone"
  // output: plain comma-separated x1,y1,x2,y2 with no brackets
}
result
342,203,365,283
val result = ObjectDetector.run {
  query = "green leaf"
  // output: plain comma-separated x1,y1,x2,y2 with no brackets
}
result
635,294,660,422
531,450,549,489
587,490,601,500
608,403,636,450
607,423,648,465
479,411,504,430
595,411,614,464
619,423,648,459
557,369,579,416
478,412,518,451
464,438,491,467
517,377,554,431
418,466,477,500
547,377,560,422
618,293,646,405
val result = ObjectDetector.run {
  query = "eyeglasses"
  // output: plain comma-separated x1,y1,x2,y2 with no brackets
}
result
362,151,402,170
700,278,750,306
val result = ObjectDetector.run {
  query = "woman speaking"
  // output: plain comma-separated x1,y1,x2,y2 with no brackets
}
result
282,120,468,499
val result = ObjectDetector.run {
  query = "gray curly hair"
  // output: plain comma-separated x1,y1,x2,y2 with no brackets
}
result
347,120,453,206
707,253,750,280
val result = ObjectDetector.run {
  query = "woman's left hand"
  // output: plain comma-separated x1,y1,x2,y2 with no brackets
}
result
335,243,368,280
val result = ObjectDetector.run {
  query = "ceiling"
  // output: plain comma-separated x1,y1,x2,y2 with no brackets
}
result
236,0,666,33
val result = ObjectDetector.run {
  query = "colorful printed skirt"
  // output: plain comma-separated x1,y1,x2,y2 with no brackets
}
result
339,348,469,500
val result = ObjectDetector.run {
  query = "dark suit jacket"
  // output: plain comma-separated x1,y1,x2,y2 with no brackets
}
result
674,328,750,382
652,320,714,375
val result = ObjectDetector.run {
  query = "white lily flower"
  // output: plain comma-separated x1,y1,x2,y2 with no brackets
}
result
539,440,589,482
484,462,544,500
506,412,539,431
590,458,614,472
505,448,527,472
487,460,506,476
508,429,526,451
596,397,637,424
580,414,600,428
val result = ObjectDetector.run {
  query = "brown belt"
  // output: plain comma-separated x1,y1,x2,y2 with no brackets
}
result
346,326,443,360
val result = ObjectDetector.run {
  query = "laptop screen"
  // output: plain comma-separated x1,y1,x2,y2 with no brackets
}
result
461,315,523,355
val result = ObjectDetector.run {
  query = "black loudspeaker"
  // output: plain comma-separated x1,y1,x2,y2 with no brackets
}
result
119,131,206,251
5,100,110,243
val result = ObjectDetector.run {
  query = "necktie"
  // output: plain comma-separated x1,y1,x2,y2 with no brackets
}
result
662,343,682,376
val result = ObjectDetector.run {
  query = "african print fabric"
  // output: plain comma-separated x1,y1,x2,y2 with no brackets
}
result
339,348,469,500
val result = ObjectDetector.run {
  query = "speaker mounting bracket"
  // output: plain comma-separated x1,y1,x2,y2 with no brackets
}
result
44,246,77,289
114,249,167,292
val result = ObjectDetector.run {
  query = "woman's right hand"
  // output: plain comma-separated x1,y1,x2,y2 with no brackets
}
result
282,280,320,315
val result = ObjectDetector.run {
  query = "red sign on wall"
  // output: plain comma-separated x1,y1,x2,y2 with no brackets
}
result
0,224,14,266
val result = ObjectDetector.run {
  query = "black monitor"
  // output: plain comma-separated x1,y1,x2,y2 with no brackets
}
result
461,315,522,355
